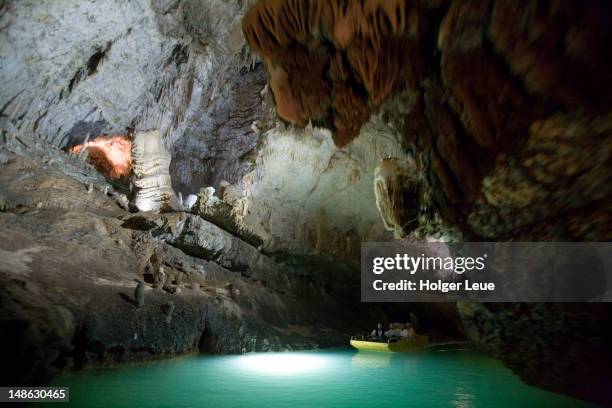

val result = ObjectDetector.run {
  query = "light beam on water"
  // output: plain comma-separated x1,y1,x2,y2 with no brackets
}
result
237,352,328,375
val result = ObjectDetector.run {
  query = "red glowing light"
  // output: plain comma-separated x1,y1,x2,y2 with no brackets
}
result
69,135,132,179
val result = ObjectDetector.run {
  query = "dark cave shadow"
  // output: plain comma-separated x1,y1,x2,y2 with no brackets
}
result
118,292,136,306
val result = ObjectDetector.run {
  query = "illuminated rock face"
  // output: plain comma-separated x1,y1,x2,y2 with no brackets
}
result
130,129,180,213
232,122,415,258
68,135,132,180
2,135,398,386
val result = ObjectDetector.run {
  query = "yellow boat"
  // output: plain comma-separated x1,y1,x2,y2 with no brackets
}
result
350,335,429,352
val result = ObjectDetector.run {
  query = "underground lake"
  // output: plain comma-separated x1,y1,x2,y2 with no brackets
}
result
46,346,592,407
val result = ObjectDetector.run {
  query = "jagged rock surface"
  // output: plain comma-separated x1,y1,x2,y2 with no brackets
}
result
189,186,263,247
242,0,612,242
0,0,415,261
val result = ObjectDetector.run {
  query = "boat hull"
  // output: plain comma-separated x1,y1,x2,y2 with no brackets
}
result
350,335,429,352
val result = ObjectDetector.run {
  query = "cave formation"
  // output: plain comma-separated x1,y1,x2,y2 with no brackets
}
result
243,0,612,240
242,0,415,147
0,0,611,406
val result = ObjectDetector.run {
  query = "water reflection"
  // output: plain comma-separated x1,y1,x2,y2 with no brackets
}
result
351,351,391,369
452,385,476,408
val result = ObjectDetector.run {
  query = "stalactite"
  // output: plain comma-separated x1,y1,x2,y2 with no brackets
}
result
242,0,411,147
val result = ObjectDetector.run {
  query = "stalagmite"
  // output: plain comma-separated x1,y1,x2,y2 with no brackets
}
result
154,266,167,291
162,301,175,324
184,194,198,210
134,281,145,308
130,129,181,213
113,192,130,210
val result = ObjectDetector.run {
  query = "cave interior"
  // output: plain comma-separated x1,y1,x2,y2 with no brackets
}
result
0,0,611,406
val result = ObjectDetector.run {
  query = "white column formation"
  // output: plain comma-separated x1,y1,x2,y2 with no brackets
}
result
130,129,180,212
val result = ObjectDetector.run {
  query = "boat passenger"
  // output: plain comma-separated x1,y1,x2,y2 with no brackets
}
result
410,312,419,331
403,323,416,339
370,323,385,340
386,323,402,339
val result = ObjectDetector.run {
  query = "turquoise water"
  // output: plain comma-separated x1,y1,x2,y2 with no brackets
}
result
47,347,592,408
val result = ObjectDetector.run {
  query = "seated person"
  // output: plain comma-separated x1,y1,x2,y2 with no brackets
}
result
386,323,402,339
402,323,416,339
370,323,385,340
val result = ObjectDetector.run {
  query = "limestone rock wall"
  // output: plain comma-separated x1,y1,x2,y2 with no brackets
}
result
0,0,264,191
234,119,414,258
459,302,612,406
